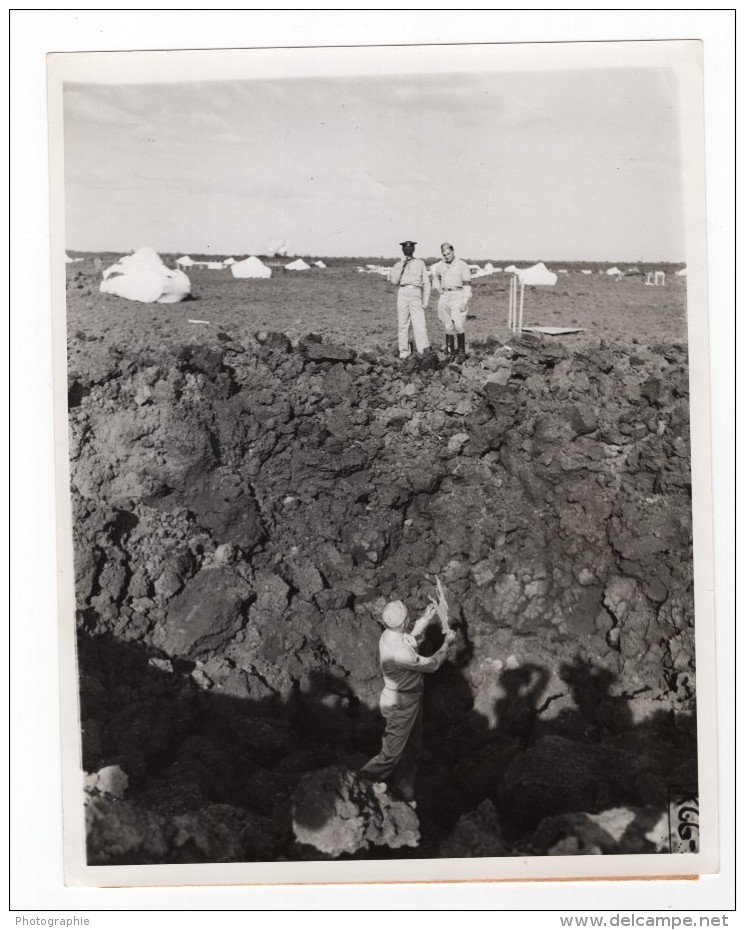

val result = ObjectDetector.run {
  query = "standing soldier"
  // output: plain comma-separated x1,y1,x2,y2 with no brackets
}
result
390,240,432,359
431,242,472,359
361,599,456,802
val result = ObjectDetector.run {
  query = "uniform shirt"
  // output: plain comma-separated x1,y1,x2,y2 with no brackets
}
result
431,257,472,292
390,257,432,305
378,628,446,694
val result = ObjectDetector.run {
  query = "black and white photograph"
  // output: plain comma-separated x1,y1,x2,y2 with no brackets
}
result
44,35,721,889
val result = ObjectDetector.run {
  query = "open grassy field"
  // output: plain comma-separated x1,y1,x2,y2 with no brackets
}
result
66,257,688,355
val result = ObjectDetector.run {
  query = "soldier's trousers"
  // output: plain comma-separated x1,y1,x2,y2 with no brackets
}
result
361,689,423,797
437,290,469,335
397,291,430,355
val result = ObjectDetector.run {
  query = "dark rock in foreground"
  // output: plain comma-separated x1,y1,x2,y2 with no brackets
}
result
292,767,419,856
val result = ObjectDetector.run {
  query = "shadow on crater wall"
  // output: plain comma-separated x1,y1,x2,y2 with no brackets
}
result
79,625,698,863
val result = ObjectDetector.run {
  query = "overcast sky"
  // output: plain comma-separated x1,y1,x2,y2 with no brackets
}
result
64,68,685,261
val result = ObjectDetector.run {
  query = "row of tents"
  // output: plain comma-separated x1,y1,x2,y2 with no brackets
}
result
357,262,557,285
175,255,326,276
356,260,687,281
84,247,689,306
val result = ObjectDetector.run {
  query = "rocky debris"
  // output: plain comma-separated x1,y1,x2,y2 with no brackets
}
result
300,340,357,364
439,799,509,857
256,331,293,353
169,804,286,863
498,731,679,837
447,432,470,454
499,736,608,831
68,332,696,862
291,767,419,856
531,806,667,855
184,476,265,551
86,791,285,864
152,569,253,659
86,791,169,865
84,764,129,798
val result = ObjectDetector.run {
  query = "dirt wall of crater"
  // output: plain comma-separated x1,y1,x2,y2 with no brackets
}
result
68,328,697,861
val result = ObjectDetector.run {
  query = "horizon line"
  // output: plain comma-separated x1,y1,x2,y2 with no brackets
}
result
65,249,687,266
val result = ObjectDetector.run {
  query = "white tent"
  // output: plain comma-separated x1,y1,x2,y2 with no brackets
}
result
314,260,327,268
357,264,389,275
65,253,83,264
223,257,236,266
100,247,191,304
285,258,311,271
175,255,194,268
675,267,688,277
231,256,272,279
581,269,593,275
471,262,499,278
606,267,623,277
267,237,288,257
516,262,558,285
206,261,224,270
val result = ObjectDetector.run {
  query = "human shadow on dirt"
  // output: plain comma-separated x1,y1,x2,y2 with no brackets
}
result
78,624,698,864
417,645,698,848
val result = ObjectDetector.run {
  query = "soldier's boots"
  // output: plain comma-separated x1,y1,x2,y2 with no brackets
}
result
445,334,455,356
456,332,467,360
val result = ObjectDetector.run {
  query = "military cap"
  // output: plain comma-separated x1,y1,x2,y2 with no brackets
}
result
399,240,417,247
382,600,408,629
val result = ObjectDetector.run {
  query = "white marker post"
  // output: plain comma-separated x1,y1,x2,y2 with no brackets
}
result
508,273,514,330
507,273,525,334
518,277,525,333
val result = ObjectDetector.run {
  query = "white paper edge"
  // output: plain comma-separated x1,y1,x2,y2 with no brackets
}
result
11,11,731,906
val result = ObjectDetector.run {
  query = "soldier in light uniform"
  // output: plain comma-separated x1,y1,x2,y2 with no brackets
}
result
431,242,472,359
389,240,431,359
361,599,456,802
